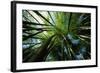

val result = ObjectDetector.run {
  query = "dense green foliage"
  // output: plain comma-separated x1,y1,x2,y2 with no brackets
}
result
22,10,91,62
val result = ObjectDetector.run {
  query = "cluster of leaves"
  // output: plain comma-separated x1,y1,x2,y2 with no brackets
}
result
22,10,91,62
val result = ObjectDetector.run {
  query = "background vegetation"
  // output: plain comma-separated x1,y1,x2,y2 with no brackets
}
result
22,10,91,62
